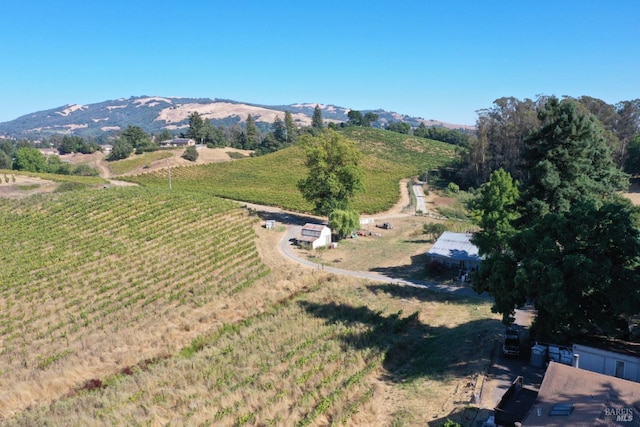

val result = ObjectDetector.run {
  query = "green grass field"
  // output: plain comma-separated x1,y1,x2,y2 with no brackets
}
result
338,127,459,173
123,128,460,214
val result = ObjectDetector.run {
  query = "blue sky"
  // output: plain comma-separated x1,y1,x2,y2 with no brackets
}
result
1,0,638,125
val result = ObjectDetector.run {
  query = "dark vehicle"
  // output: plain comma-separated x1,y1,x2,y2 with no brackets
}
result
503,327,521,357
376,222,393,230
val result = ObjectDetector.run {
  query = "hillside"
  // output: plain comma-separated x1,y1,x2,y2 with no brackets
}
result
0,95,474,139
122,128,459,214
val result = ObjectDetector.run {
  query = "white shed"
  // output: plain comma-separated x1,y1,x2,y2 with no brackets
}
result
298,223,332,249
572,339,640,383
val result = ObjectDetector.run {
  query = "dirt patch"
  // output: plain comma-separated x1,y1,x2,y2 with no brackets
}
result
114,147,253,177
623,179,640,205
0,175,57,198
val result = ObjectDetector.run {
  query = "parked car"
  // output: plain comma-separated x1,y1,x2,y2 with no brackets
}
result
503,327,521,357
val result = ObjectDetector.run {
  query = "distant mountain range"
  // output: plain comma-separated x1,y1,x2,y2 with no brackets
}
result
0,96,474,139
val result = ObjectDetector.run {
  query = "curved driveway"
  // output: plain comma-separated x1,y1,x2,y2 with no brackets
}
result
278,222,485,299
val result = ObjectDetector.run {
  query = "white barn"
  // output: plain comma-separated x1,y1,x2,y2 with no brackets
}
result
426,231,481,271
297,223,332,249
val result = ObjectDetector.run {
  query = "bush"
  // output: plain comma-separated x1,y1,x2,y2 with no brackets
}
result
182,146,199,162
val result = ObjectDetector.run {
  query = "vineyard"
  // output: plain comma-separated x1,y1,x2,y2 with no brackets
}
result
0,187,270,418
3,269,500,426
0,131,495,425
123,145,416,214
338,127,459,174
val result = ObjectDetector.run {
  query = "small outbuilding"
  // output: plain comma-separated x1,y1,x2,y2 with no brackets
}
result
297,223,332,249
572,337,640,383
426,231,481,271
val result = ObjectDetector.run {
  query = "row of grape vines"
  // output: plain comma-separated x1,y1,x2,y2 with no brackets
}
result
4,281,422,426
124,146,411,214
0,187,270,412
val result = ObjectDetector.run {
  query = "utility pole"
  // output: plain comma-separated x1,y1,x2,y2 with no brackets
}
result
167,159,172,190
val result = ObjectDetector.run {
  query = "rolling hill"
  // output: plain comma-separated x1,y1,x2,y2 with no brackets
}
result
122,127,459,214
0,95,474,139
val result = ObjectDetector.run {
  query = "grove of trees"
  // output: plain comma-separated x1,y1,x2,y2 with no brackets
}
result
470,97,640,342
458,96,640,188
347,110,378,127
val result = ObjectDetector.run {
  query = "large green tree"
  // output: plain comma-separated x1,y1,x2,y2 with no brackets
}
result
0,150,12,169
363,112,378,127
347,110,364,126
624,135,640,175
121,125,154,153
13,147,47,172
297,130,364,216
472,98,640,341
244,114,260,150
187,112,205,143
328,209,360,240
284,111,298,144
108,139,134,161
311,105,323,130
0,140,15,158
470,168,523,322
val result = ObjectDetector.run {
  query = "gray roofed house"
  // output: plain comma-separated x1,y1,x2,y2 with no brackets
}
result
159,138,196,147
522,361,640,426
426,231,481,271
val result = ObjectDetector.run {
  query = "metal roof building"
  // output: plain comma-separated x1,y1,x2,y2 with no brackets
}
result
426,231,481,270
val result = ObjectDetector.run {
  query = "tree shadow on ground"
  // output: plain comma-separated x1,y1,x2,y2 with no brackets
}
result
369,253,429,280
248,207,322,227
366,282,484,306
298,298,502,384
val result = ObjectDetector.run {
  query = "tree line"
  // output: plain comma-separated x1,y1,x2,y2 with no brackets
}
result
0,137,99,176
457,95,640,188
386,121,471,147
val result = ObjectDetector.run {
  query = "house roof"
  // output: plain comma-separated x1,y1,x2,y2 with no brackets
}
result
160,138,194,145
522,362,640,426
301,223,328,232
427,231,481,262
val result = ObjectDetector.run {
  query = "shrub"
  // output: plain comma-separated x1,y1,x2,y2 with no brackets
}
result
182,146,199,162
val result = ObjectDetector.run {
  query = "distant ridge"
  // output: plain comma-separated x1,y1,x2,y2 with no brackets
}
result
0,96,474,139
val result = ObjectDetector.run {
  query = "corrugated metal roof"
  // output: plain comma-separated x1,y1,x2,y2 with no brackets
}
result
427,231,481,261
302,223,327,232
